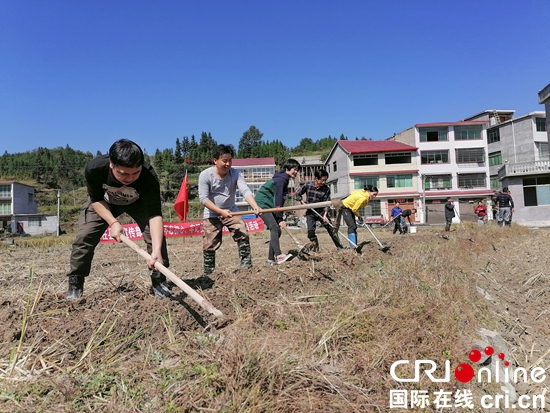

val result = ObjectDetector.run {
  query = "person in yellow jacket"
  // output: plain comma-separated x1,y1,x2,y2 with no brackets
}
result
335,185,378,247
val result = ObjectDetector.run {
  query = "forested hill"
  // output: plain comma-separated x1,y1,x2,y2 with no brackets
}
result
0,128,345,196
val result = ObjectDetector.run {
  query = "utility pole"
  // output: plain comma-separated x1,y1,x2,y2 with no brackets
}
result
57,189,61,236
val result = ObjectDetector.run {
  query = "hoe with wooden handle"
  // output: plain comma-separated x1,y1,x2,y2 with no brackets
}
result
231,199,343,216
120,234,224,318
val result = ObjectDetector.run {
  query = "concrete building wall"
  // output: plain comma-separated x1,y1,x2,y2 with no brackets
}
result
391,127,415,145
12,183,38,214
325,146,354,198
13,215,59,235
501,176,550,226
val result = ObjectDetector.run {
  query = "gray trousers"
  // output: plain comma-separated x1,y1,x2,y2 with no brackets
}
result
68,200,169,278
260,212,282,261
498,207,512,226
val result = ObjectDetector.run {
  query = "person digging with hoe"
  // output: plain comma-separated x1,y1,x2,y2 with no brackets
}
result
335,185,378,247
255,158,301,265
67,139,173,300
295,169,345,252
198,144,261,277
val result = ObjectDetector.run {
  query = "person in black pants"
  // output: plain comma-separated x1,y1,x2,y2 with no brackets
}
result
295,169,344,251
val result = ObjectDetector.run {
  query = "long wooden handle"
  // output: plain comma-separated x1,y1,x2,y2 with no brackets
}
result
231,200,334,216
120,235,223,317
282,225,304,248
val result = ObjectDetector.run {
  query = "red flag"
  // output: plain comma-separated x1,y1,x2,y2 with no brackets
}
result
174,172,189,222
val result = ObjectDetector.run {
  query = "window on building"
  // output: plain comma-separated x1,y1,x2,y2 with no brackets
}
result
28,217,42,227
454,125,482,140
0,201,11,214
28,193,34,203
490,176,501,191
359,199,381,217
332,161,337,172
458,173,486,188
387,174,413,188
353,154,378,166
237,166,275,182
424,175,452,190
536,117,547,132
421,150,449,164
0,185,11,198
536,142,549,160
330,181,338,194
524,176,550,206
488,151,502,166
487,128,500,144
456,148,485,163
354,176,379,190
385,152,412,165
419,127,448,142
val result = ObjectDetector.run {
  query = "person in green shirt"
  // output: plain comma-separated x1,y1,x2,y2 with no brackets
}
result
255,159,301,265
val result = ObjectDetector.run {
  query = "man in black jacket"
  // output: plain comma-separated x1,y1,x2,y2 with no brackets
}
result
444,198,455,231
496,187,515,227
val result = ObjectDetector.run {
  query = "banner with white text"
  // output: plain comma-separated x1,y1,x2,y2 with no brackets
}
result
99,218,264,243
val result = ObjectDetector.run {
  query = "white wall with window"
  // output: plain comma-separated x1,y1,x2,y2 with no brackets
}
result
454,125,483,140
387,174,413,188
458,173,487,188
419,127,448,142
523,176,550,206
0,185,11,197
424,175,452,190
0,201,11,215
421,150,449,165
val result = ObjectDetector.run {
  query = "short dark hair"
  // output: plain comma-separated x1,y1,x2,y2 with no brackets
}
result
364,185,378,193
502,187,509,192
281,158,302,172
212,144,235,159
108,139,144,168
314,169,329,179
446,197,452,201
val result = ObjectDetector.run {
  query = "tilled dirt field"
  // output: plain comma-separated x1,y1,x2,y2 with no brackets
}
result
1,223,550,411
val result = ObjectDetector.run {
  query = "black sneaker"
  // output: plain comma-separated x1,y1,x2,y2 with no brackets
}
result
150,270,172,298
67,275,84,300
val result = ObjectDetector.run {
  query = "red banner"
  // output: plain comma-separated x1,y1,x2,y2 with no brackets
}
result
99,217,264,243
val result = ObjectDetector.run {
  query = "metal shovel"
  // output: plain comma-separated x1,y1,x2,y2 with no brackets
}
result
309,208,371,254
360,222,391,253
281,226,313,259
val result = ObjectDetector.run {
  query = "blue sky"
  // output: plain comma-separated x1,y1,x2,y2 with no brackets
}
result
1,0,549,156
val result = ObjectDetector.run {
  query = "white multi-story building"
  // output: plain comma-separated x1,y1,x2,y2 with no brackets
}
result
324,140,419,224
465,108,549,225
231,157,276,209
391,121,494,224
0,181,59,235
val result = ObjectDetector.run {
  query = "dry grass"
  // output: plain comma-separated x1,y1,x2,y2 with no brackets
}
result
0,223,548,412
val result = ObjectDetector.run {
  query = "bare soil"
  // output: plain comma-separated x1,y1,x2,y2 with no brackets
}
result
1,223,549,412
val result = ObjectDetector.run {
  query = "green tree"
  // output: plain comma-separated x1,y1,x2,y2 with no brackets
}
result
174,138,183,164
238,126,263,158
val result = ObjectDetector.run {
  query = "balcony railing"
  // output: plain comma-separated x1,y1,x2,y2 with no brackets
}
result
498,160,550,179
